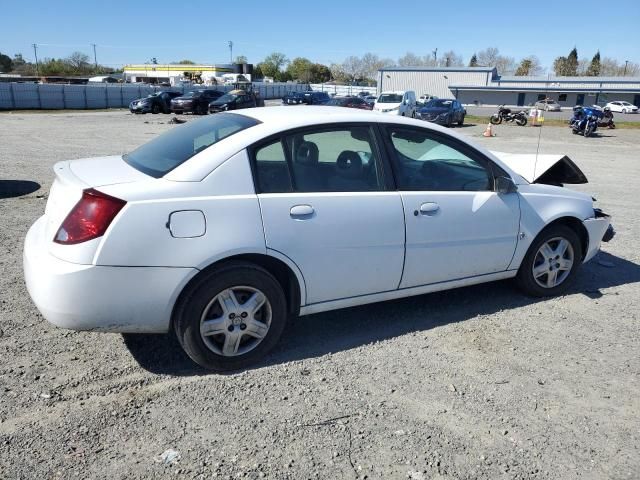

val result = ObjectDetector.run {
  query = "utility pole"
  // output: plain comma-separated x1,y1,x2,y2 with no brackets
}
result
624,60,629,76
32,43,39,77
432,48,438,65
228,41,233,63
91,43,98,72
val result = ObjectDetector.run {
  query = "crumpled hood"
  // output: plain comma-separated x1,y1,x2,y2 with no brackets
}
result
491,151,589,185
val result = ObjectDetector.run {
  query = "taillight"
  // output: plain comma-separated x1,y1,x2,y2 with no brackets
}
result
54,189,126,245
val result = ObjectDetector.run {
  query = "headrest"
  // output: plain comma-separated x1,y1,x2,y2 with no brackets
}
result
336,151,363,179
295,141,319,165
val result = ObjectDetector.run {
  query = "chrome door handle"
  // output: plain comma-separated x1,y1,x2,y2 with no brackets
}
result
418,202,440,215
290,204,315,218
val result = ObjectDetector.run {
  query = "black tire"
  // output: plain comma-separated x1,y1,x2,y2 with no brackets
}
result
151,103,161,114
490,114,502,125
516,115,527,126
584,124,595,137
196,103,207,115
446,114,452,128
571,128,579,134
458,114,464,126
173,261,288,371
516,224,583,297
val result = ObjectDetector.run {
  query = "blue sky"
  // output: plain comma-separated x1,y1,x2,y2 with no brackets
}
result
2,0,639,71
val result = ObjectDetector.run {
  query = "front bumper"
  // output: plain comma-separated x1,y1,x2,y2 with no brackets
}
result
23,217,196,333
129,103,151,113
583,210,614,262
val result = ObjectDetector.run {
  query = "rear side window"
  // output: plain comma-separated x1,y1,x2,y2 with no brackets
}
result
124,113,259,178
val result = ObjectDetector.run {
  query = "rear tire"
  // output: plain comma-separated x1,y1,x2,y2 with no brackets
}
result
458,114,464,126
516,225,582,297
152,103,161,114
516,115,527,126
173,261,288,371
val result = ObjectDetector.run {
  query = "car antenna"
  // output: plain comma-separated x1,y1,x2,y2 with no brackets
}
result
533,74,550,180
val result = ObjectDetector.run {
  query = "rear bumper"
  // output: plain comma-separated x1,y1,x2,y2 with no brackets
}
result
583,211,613,262
23,217,196,333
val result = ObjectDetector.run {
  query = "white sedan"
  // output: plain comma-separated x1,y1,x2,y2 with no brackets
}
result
24,107,613,371
605,101,638,113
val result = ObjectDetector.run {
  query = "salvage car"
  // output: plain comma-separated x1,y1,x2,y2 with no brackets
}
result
416,98,465,127
534,98,562,112
129,91,183,114
325,96,372,110
282,91,305,105
170,89,224,115
302,91,330,105
24,107,613,371
208,90,257,113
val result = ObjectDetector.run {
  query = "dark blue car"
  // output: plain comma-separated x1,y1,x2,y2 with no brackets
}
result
282,91,305,105
416,99,466,127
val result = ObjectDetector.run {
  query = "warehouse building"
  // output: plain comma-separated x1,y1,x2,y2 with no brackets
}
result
123,63,253,85
377,66,640,108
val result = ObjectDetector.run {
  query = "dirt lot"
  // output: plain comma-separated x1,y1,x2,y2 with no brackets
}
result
0,111,638,480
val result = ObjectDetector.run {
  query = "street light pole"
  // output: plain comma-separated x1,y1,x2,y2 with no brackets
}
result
228,41,233,63
32,43,39,77
91,43,98,72
624,60,629,76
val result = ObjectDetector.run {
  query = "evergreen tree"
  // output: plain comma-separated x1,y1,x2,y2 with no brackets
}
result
586,51,601,76
468,54,478,67
566,47,578,76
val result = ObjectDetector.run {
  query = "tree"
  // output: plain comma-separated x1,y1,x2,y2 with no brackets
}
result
0,52,12,72
173,59,196,65
468,54,478,67
586,51,601,76
439,50,463,67
66,51,91,71
566,47,578,75
342,56,363,82
329,63,349,83
149,57,158,65
397,52,422,67
310,63,331,83
286,57,314,82
235,55,248,64
258,52,288,80
476,47,515,74
514,55,543,76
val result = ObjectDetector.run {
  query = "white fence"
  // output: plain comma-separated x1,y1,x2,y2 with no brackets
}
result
0,82,310,110
310,84,377,96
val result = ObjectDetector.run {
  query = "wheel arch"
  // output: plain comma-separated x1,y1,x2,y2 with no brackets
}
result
171,253,304,328
532,215,589,261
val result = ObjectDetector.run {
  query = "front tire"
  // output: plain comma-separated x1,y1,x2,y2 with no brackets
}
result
490,114,502,125
516,225,582,297
516,115,527,126
458,114,464,126
152,103,161,114
173,261,288,371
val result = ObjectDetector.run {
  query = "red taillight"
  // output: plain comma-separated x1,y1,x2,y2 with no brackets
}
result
54,189,126,245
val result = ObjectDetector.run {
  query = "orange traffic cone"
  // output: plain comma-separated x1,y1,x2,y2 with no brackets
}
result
483,124,495,137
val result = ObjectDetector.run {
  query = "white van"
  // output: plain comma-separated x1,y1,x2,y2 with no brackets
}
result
374,90,417,117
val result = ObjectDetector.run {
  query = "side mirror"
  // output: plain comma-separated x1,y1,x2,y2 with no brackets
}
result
495,176,518,194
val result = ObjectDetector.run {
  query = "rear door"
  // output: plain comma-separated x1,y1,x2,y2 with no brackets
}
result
381,124,520,288
252,124,405,305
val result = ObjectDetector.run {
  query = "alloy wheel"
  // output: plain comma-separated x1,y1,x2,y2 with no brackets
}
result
199,286,272,356
532,237,575,289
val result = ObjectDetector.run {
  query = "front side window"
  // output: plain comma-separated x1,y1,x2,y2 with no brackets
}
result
385,127,492,192
253,126,384,193
124,113,259,178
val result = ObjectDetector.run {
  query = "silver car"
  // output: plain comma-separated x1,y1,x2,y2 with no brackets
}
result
534,99,562,111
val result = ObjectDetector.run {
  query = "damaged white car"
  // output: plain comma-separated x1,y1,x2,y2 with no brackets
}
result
24,107,614,370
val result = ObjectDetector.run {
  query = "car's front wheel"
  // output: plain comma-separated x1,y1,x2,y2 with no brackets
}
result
516,225,582,297
173,261,288,371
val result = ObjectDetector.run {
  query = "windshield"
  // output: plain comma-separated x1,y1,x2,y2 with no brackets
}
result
378,94,403,103
123,113,259,178
425,99,453,108
180,91,201,98
216,93,238,103
327,98,348,106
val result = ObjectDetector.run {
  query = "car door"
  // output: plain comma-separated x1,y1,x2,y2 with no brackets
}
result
252,124,405,305
381,124,520,288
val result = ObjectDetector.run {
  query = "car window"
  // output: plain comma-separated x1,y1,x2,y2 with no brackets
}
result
254,139,293,193
124,113,259,178
385,126,492,192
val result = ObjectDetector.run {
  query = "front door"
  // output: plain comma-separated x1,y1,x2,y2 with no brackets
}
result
517,93,525,106
381,125,520,289
576,94,585,105
253,125,405,305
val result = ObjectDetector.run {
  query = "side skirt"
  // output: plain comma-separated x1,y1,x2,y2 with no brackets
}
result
299,270,518,316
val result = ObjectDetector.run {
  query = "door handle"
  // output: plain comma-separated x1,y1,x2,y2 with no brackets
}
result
417,202,440,215
290,204,315,218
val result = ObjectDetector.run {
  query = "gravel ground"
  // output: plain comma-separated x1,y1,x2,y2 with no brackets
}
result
0,111,639,480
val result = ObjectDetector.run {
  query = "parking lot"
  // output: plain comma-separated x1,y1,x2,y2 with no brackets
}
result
1,110,639,479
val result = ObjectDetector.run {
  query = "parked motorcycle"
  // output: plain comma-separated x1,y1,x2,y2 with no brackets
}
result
490,105,528,126
597,108,616,129
570,106,604,137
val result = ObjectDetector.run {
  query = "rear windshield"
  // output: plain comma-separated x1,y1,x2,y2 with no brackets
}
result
123,113,259,178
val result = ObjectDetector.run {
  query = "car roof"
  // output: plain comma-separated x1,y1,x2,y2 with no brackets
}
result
166,106,517,182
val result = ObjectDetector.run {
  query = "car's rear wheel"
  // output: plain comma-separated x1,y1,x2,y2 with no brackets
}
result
152,103,161,114
173,261,288,371
516,225,582,297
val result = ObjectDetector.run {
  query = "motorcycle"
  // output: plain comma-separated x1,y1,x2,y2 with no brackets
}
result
597,109,616,129
570,106,603,137
490,105,528,126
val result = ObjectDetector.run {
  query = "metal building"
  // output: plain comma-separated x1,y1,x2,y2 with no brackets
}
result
123,63,253,85
378,66,640,107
